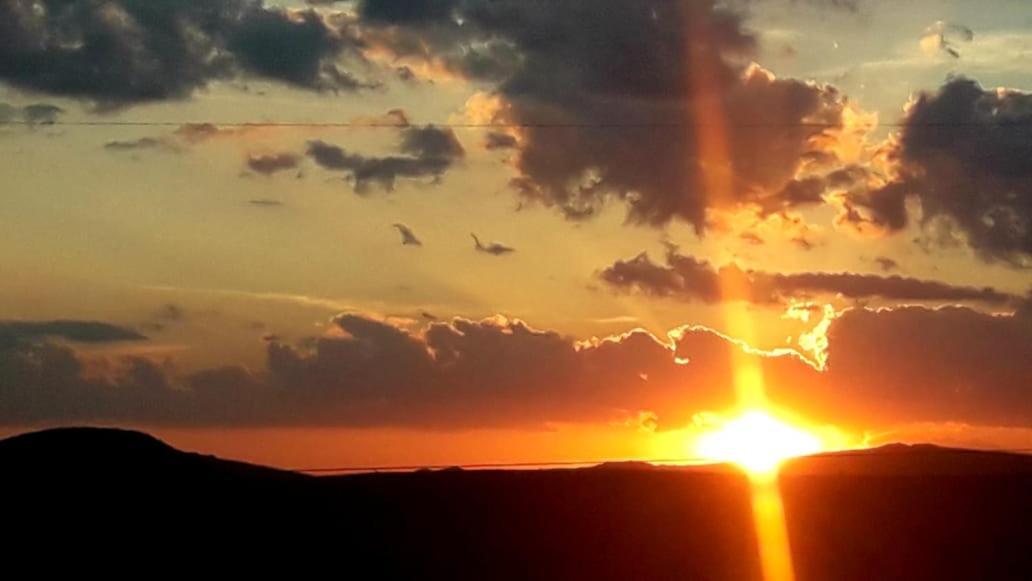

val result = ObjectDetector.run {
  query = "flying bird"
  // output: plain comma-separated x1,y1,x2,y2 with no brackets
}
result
392,223,422,246
471,233,515,256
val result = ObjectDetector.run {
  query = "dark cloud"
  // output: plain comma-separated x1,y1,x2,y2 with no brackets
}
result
599,247,1021,306
769,176,827,211
920,21,974,59
174,123,242,143
471,233,515,255
817,0,862,10
400,125,465,159
246,152,301,175
156,305,186,323
769,306,1032,428
351,109,411,127
484,131,518,150
728,0,865,12
226,7,368,91
306,125,465,192
21,103,65,124
789,235,816,251
753,269,1016,304
0,0,369,107
874,257,899,272
358,0,847,229
740,231,765,245
0,341,233,425
602,252,719,301
0,314,727,427
249,199,285,207
0,102,64,125
104,122,256,155
2,308,1030,430
0,320,146,346
138,305,186,334
360,0,460,24
104,137,174,153
843,78,1032,267
395,65,416,82
392,223,423,246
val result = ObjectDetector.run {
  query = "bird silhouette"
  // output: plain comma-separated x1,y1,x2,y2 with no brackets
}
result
471,233,515,255
392,223,423,246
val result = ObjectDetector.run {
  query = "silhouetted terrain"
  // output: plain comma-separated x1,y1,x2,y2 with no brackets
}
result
4,428,1031,580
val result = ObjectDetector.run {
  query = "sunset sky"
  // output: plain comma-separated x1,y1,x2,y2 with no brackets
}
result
1,0,1030,469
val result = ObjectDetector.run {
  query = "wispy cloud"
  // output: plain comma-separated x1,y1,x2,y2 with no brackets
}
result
140,285,358,312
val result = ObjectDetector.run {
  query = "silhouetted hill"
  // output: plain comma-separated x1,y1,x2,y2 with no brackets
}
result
784,442,1032,475
0,426,299,480
4,428,1031,580
780,443,1032,581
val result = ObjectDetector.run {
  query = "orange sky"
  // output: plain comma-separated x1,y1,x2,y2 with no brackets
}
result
1,0,1030,467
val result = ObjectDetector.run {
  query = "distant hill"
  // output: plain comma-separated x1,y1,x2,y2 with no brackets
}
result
0,426,300,480
3,428,1031,580
784,442,1032,475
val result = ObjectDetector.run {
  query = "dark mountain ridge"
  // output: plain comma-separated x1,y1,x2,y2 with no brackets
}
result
3,428,1031,580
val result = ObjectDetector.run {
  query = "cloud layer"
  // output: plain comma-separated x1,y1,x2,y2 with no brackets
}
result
0,0,369,106
2,306,1030,432
599,247,1021,306
0,320,146,346
843,78,1032,266
358,0,848,228
0,102,64,125
247,152,301,175
307,125,465,191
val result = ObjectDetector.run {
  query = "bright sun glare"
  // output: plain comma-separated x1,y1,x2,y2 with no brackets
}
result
696,410,824,474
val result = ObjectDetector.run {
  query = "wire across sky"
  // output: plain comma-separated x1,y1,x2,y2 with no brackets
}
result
2,119,1030,129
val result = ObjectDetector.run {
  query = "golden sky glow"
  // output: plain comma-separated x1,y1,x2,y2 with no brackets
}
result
0,0,1030,474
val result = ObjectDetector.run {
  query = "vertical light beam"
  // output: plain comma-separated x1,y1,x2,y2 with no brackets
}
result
684,6,797,581
750,473,796,581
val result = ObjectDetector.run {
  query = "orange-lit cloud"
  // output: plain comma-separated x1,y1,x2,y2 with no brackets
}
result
2,305,1030,434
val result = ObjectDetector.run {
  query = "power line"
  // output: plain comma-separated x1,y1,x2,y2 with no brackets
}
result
2,119,1031,130
295,457,706,474
5,120,851,129
292,447,1032,474
294,456,715,474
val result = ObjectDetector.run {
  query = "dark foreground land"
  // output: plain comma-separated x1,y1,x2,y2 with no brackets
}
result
3,428,1031,580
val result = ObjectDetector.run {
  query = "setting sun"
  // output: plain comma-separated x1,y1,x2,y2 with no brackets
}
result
696,410,824,474
3,0,1031,578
